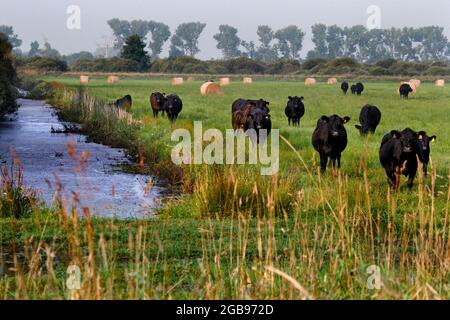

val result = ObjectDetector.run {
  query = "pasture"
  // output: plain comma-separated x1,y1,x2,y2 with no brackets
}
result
1,75,449,299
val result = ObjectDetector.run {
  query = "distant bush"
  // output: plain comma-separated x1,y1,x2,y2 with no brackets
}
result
19,57,68,72
71,57,140,72
266,60,301,74
302,58,327,70
424,66,450,76
221,57,265,74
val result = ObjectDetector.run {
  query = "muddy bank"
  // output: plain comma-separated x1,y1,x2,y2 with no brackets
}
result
0,99,165,218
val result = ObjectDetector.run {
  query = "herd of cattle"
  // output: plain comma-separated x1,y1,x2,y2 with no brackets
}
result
112,80,436,191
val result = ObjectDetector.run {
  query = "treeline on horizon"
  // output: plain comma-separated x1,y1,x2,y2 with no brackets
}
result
2,20,450,76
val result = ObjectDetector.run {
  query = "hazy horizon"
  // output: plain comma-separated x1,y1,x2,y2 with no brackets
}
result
2,0,450,59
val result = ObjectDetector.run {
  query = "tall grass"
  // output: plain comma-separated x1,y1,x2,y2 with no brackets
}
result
0,155,449,299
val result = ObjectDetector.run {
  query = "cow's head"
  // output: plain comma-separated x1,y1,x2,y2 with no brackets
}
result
321,115,350,137
288,96,304,106
244,107,271,135
392,128,419,154
417,131,436,153
153,92,166,105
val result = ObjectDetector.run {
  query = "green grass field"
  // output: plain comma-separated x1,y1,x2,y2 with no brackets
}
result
1,75,450,299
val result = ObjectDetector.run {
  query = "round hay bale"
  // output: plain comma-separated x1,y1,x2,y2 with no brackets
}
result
327,78,337,85
187,76,195,81
409,79,421,88
107,75,119,84
172,77,184,86
398,81,417,93
436,79,445,87
200,82,223,96
243,77,253,84
305,78,316,86
80,75,89,84
220,77,230,86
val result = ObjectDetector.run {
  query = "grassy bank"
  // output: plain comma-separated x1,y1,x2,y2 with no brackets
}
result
1,76,449,299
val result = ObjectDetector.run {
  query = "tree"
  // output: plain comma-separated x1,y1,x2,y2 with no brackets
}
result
0,25,22,49
241,40,256,59
148,21,171,60
274,25,305,60
40,41,61,59
214,25,242,59
0,34,18,118
64,51,94,65
108,19,150,49
121,34,149,71
255,25,278,62
415,26,448,61
308,24,328,58
326,25,344,58
28,41,40,57
169,22,206,57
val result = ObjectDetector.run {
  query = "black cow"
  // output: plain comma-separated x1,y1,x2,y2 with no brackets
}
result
355,82,364,95
355,105,381,135
399,83,413,99
379,128,421,190
312,115,351,172
114,95,132,111
350,85,357,95
417,131,436,176
164,94,183,122
341,82,349,94
284,96,305,126
232,103,271,143
150,92,167,117
232,98,270,113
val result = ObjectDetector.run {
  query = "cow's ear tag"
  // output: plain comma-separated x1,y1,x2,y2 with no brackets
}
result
430,136,436,143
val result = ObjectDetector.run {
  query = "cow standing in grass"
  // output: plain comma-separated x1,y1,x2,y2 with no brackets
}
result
164,94,183,122
312,115,351,172
150,92,167,118
341,82,349,94
399,83,413,99
231,101,271,143
417,131,436,176
114,95,132,112
355,105,381,135
284,96,305,126
379,128,422,190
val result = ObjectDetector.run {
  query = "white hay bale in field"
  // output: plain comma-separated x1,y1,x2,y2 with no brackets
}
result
409,79,421,88
107,75,119,84
172,77,184,86
327,78,337,85
200,82,223,96
80,75,89,84
243,77,253,84
220,77,230,86
398,81,417,93
435,79,445,87
305,78,316,86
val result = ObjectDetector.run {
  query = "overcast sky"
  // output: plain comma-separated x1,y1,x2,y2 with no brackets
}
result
1,0,450,59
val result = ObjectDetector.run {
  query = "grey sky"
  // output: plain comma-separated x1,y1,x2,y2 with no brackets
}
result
1,0,450,59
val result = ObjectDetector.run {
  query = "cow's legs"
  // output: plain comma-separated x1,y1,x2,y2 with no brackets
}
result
423,162,428,176
319,153,327,173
